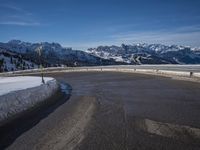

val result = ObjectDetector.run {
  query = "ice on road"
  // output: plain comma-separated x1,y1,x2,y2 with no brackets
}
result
0,76,54,96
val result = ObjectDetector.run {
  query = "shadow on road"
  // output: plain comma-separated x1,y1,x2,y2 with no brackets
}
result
0,82,72,149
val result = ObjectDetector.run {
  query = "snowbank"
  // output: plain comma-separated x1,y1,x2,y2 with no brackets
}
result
0,76,59,123
0,76,53,96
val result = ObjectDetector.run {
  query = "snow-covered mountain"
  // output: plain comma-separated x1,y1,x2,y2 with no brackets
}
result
87,44,200,64
0,40,122,71
1,40,200,72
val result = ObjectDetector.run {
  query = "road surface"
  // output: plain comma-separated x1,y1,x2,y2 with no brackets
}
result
1,71,200,150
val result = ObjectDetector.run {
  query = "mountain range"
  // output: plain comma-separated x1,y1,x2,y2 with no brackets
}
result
0,40,200,72
0,40,122,72
87,43,200,64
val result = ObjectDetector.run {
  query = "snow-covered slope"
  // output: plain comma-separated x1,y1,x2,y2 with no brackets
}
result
87,44,200,64
0,40,122,69
0,48,38,72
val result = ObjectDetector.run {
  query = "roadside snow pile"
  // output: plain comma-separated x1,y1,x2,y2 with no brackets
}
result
0,76,53,96
0,76,59,123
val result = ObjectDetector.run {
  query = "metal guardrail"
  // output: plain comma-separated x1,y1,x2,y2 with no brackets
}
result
0,66,200,80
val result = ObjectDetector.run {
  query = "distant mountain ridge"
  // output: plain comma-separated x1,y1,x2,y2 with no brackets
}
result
0,40,200,72
0,40,122,72
87,43,200,64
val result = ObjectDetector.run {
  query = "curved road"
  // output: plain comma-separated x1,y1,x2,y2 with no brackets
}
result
2,72,200,150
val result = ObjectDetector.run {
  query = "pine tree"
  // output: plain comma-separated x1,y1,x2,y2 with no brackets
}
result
4,66,8,72
10,56,13,64
27,64,30,69
31,63,34,68
0,59,4,72
23,61,26,67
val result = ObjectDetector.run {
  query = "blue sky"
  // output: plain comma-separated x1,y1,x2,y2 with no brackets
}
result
0,0,200,50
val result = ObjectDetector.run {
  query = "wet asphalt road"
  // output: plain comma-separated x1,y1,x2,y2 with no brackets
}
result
1,72,200,150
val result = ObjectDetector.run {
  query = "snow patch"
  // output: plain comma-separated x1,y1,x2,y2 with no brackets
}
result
0,76,53,96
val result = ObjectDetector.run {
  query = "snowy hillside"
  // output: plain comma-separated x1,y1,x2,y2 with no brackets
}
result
0,48,37,72
0,40,122,68
87,44,200,64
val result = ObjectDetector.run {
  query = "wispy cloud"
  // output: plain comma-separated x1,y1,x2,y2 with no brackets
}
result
0,21,40,26
0,3,40,26
62,40,119,51
66,25,200,50
0,4,32,15
175,25,200,33
108,25,200,47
